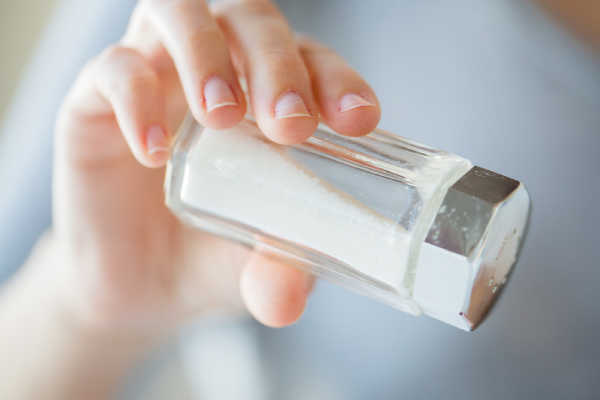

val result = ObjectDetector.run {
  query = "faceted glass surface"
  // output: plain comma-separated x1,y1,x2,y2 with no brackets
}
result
165,116,471,314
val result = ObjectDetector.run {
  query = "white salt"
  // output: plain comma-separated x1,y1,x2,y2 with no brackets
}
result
180,124,412,289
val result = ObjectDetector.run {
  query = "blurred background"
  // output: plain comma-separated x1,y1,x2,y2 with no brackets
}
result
1,0,599,399
0,1,57,115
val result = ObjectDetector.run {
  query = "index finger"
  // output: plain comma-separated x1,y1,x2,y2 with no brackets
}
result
128,0,247,129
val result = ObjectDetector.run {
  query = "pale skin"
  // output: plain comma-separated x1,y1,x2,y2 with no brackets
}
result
0,0,381,398
1,0,595,398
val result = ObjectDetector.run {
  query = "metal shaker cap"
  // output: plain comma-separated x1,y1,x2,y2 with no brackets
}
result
413,167,531,331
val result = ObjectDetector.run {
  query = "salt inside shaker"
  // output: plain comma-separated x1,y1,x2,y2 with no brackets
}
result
165,116,530,331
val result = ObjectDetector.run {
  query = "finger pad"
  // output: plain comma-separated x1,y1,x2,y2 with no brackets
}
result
240,254,310,328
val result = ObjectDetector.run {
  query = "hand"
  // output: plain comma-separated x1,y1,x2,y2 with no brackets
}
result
52,0,381,335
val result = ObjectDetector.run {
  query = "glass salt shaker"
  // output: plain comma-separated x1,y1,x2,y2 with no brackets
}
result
165,115,530,331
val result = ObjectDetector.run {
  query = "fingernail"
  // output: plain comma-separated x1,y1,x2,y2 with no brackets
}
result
146,126,169,155
275,91,311,119
339,93,375,112
204,76,238,112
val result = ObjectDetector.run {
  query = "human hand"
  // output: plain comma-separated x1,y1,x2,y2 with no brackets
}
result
52,0,381,335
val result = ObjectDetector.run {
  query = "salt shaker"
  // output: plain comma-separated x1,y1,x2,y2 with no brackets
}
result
165,116,530,331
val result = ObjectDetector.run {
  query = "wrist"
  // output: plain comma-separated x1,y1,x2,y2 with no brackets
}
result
26,231,174,339
0,232,163,399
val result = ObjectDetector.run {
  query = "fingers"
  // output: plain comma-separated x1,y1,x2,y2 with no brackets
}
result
298,37,381,136
240,252,315,328
60,3,380,172
67,45,170,168
137,0,246,129
123,0,378,143
215,1,319,144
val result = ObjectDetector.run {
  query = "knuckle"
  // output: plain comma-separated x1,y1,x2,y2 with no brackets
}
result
121,70,159,94
144,0,196,14
105,71,158,100
257,46,301,69
144,0,224,52
93,46,159,96
146,0,211,27
112,69,159,99
181,24,223,52
216,0,282,23
97,44,130,64
298,39,337,59
241,1,281,19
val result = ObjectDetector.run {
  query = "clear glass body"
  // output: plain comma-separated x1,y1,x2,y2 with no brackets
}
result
165,116,472,315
